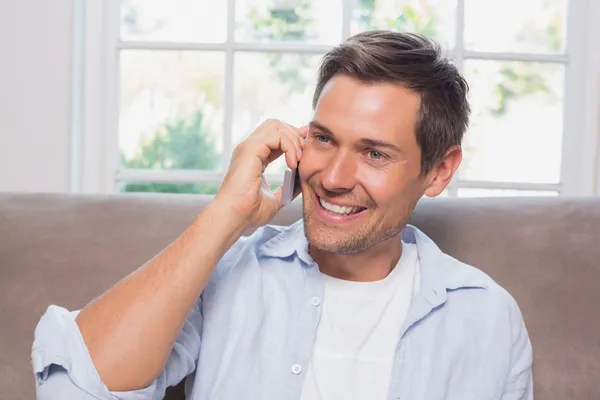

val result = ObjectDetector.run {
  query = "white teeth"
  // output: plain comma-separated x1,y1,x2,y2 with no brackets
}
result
319,198,361,215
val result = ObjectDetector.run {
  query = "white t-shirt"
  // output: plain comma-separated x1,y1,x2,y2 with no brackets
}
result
300,242,420,400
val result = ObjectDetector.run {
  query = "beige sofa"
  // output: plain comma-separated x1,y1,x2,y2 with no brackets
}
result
1,192,599,399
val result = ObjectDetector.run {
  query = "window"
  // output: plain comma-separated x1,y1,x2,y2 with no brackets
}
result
81,0,599,197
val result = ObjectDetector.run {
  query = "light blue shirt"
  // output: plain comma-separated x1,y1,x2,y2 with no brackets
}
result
32,221,533,399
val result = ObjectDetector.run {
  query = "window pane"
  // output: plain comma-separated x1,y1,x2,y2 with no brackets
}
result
233,52,321,174
457,188,559,197
460,60,564,184
119,50,224,172
121,0,227,42
351,0,457,49
235,0,343,44
120,181,221,194
464,0,567,53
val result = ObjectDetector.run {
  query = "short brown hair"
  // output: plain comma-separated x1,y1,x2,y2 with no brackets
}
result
313,30,470,174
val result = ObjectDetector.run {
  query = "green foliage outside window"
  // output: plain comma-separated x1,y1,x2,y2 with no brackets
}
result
121,0,561,195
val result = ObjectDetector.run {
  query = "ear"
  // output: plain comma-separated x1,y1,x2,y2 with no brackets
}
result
423,145,462,197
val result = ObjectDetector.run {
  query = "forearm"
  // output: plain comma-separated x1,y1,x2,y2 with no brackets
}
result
74,200,245,392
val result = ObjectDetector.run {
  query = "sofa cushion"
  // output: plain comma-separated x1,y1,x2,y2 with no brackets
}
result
0,192,598,400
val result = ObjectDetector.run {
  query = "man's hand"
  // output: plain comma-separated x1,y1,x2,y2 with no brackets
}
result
216,119,308,230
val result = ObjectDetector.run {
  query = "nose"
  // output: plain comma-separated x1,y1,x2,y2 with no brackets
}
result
320,150,357,193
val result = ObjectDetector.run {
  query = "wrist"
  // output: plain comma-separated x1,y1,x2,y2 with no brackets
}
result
193,197,249,242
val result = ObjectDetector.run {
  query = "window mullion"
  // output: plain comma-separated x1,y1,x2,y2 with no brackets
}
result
447,0,466,198
221,0,237,176
70,0,85,193
104,0,121,193
559,0,598,196
341,0,352,40
456,180,561,192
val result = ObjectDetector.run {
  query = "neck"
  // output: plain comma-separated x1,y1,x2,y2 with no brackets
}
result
310,234,403,282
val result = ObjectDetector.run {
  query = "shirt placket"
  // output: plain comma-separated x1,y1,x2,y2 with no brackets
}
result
285,260,324,399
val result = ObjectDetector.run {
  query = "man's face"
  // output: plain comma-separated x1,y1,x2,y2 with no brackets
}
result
300,75,444,254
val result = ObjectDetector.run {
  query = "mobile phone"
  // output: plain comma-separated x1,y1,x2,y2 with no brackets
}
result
281,167,301,205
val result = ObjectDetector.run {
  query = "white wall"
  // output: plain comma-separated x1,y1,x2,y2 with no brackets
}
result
0,0,73,193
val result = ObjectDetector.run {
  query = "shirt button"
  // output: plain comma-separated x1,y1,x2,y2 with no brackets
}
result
310,297,321,307
291,364,303,375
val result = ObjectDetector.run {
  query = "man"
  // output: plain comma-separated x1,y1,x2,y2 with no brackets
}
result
32,31,533,399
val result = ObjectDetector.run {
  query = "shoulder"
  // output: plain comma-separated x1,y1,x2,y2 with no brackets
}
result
209,223,297,277
408,224,523,320
434,253,528,341
426,257,533,379
442,258,533,371
201,223,302,304
442,252,523,313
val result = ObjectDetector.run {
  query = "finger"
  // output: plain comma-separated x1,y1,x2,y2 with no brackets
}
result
281,122,307,145
279,123,304,160
253,131,299,169
258,118,280,130
280,133,300,169
281,122,306,141
265,149,283,166
259,123,302,166
298,125,309,138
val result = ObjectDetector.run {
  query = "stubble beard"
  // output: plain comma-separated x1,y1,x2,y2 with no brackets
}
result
302,200,415,255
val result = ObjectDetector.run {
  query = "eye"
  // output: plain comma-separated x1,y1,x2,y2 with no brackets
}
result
368,150,384,160
315,134,330,143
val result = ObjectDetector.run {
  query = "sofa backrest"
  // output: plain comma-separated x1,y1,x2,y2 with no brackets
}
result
1,192,598,400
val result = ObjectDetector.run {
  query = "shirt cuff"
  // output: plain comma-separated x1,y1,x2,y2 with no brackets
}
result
31,305,163,399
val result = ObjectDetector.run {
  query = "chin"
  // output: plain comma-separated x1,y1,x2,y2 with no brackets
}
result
302,212,372,255
303,207,408,256
305,232,358,255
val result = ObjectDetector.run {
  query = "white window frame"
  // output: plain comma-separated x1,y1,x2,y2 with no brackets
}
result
74,0,600,196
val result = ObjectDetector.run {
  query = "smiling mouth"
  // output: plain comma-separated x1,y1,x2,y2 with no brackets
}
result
317,196,367,216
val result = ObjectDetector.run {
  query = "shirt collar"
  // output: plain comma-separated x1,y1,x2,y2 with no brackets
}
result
257,219,489,304
257,219,314,265
401,225,489,307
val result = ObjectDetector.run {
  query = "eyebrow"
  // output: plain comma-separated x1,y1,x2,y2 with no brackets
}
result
309,120,403,153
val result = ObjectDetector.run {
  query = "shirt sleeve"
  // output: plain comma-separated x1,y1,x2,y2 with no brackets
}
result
31,298,203,400
500,296,534,400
